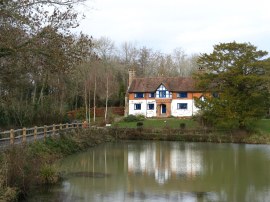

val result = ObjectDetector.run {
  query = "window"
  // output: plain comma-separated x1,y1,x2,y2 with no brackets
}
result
135,93,144,98
149,93,155,98
177,103,188,109
159,91,166,98
134,104,141,110
148,103,154,110
177,92,188,98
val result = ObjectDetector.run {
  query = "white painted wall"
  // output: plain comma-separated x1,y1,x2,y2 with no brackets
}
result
129,100,156,117
145,100,156,117
171,99,199,117
129,99,199,117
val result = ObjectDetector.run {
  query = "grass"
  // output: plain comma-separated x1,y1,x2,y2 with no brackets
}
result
255,119,270,134
114,117,270,134
113,118,199,129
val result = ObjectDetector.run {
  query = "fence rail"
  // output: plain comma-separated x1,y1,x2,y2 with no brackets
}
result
0,122,85,147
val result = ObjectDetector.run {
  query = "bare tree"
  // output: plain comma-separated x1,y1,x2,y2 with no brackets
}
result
120,41,139,67
94,37,116,61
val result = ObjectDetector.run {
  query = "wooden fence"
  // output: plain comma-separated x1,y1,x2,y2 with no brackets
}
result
0,122,85,147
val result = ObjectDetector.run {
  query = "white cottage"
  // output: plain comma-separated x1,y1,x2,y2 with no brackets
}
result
126,69,204,118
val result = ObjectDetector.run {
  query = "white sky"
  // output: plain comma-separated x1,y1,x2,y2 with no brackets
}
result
76,0,270,55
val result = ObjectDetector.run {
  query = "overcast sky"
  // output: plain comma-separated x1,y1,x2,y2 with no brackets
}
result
76,0,270,55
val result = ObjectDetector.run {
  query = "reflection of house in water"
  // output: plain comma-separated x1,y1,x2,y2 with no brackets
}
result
128,143,202,184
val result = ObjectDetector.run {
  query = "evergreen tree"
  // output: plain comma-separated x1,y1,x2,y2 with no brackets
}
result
194,42,270,130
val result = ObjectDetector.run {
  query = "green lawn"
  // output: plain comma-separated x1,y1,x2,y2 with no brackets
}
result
255,119,270,133
113,118,199,129
113,118,270,134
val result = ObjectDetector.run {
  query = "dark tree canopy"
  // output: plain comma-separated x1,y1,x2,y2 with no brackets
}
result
194,42,270,130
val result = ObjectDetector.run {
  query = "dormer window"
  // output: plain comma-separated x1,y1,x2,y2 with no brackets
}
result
159,91,166,98
156,84,172,98
134,93,144,98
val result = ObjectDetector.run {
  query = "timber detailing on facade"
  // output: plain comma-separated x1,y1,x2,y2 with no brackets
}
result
125,69,204,118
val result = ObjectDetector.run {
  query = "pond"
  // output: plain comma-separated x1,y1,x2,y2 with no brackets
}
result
27,141,270,202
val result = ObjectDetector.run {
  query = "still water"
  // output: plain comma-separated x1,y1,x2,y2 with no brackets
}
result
29,141,270,202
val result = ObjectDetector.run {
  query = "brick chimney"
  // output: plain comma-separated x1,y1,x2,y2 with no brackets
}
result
128,68,136,87
125,68,136,117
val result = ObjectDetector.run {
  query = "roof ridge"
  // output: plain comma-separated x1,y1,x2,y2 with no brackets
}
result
128,76,196,93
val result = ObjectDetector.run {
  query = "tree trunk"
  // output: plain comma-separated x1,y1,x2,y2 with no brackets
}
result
37,71,48,106
75,81,78,111
84,82,88,122
105,75,109,123
59,76,65,115
88,85,91,125
32,81,37,104
93,75,96,123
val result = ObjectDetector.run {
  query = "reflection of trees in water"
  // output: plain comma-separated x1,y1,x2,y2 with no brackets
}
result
127,142,270,202
195,143,270,202
30,142,270,202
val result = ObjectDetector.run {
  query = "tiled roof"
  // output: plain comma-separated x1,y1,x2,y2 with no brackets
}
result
128,77,197,92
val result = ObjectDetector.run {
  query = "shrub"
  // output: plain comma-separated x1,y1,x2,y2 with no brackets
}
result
123,115,138,122
1,187,18,202
136,114,145,121
180,123,186,129
39,165,58,184
137,122,144,132
124,114,145,122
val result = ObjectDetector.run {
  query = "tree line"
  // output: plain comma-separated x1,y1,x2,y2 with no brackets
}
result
0,0,198,128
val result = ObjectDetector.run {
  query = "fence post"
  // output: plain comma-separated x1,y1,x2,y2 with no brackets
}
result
10,129,14,145
34,126,37,142
66,123,68,129
53,124,56,136
77,122,79,128
44,125,47,141
22,127,26,144
60,123,62,130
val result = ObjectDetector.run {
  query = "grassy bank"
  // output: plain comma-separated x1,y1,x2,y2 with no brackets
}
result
114,118,199,129
0,128,114,201
114,117,270,134
111,116,270,144
108,127,270,144
255,119,270,134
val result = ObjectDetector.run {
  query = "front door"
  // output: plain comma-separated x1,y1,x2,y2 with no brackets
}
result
161,104,166,114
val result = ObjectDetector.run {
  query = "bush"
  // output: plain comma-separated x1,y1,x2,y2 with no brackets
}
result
180,123,186,129
123,115,137,122
39,165,58,184
1,187,18,202
136,114,145,121
123,114,145,122
137,122,144,132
